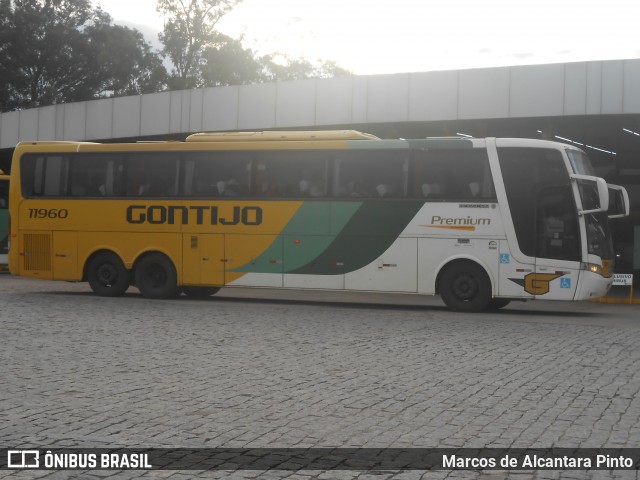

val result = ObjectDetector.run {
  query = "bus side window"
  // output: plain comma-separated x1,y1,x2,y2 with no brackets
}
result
20,155,69,197
252,152,327,198
20,156,40,197
69,156,124,197
413,149,494,200
185,153,251,198
126,155,178,197
333,151,407,198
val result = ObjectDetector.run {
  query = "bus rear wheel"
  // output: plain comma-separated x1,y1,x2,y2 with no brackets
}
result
135,253,179,299
439,261,492,312
87,252,129,297
181,286,220,298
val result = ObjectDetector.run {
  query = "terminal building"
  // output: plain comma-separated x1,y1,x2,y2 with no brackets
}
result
1,58,639,274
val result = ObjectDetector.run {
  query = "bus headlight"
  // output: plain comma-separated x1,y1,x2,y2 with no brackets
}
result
581,262,603,276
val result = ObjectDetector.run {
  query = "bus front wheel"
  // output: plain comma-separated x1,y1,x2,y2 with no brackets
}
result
87,252,129,297
486,298,511,310
439,261,492,312
135,253,179,299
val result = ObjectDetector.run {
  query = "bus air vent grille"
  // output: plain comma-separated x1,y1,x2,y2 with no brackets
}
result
23,233,51,271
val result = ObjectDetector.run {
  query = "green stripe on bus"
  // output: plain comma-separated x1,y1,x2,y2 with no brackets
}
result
232,200,424,275
231,202,361,273
290,200,424,275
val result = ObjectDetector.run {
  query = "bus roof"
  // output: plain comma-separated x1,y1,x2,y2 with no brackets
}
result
15,141,97,147
185,130,380,142
11,133,583,154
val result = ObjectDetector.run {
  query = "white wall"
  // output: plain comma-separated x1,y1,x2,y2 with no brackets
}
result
2,58,640,149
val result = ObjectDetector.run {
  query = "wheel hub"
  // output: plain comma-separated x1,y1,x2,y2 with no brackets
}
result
97,263,118,285
452,274,477,300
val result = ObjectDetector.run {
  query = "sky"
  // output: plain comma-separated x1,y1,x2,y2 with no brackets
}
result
94,0,640,76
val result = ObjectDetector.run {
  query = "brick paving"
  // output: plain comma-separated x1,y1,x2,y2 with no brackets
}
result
1,276,640,479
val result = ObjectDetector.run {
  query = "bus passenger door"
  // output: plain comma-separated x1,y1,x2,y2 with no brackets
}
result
182,234,225,286
52,231,78,280
533,185,581,300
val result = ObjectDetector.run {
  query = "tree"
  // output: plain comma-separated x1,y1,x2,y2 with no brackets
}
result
86,22,167,97
0,0,95,110
0,0,167,112
259,54,351,82
199,40,352,87
157,0,242,90
199,35,263,87
157,0,351,89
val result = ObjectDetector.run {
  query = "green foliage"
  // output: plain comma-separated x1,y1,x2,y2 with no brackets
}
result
258,54,351,82
199,34,263,87
158,0,351,88
0,0,350,113
85,22,167,97
0,0,167,112
158,0,241,89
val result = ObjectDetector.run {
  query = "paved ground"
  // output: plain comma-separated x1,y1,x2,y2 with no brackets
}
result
1,276,640,479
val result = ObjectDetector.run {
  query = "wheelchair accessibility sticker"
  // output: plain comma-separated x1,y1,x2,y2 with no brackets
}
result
499,253,510,264
560,278,572,289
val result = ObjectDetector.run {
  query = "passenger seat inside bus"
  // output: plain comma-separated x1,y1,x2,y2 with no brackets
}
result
421,183,444,198
468,182,481,198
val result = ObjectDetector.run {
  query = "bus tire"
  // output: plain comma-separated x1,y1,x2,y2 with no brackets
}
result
486,298,511,310
439,261,492,312
135,253,179,299
87,252,129,297
182,286,220,298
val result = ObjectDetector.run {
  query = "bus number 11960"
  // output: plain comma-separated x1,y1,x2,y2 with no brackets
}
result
28,208,69,219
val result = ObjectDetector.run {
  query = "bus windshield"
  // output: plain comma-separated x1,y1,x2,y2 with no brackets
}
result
566,149,596,176
584,211,613,260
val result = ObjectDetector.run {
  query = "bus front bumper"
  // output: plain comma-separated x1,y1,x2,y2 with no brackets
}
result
575,270,613,300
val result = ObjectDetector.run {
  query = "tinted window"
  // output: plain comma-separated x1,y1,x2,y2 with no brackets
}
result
412,149,495,200
498,147,574,258
21,155,69,197
566,149,595,176
125,154,180,197
253,151,328,197
184,152,251,197
0,178,8,208
535,185,581,261
333,151,408,198
69,155,124,197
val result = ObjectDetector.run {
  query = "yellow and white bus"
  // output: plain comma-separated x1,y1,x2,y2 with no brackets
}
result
8,131,629,311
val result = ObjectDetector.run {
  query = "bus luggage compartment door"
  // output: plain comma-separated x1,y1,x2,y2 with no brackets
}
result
182,234,225,286
53,231,78,280
345,237,417,292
